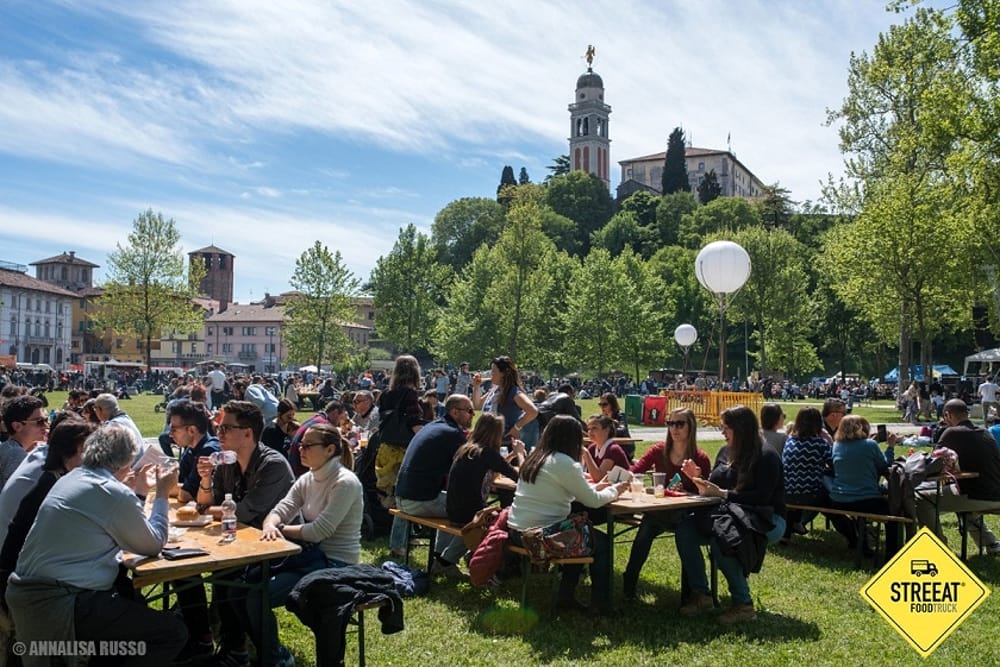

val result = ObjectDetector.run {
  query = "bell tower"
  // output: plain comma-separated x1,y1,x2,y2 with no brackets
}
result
568,45,611,189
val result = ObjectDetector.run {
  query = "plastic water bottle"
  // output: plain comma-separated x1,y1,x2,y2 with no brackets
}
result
210,450,238,466
221,493,237,542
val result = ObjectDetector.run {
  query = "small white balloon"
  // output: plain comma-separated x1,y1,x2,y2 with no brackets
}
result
695,241,751,294
674,324,698,348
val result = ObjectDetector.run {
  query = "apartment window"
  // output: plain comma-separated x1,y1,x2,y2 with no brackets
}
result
222,327,233,336
25,300,31,312
240,343,256,353
242,327,256,336
190,343,197,354
35,299,40,311
45,301,51,313
57,303,63,315
222,343,232,353
9,319,16,336
34,319,41,336
207,343,214,354
698,162,705,172
264,343,276,353
116,339,123,349
207,327,214,336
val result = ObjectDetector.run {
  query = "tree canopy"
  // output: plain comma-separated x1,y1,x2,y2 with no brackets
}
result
662,127,690,194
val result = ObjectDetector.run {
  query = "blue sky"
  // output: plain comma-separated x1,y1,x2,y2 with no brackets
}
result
1,0,918,303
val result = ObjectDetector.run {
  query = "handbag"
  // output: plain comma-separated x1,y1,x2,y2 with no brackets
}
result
520,512,592,564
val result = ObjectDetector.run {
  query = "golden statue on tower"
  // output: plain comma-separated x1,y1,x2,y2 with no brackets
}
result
585,45,596,68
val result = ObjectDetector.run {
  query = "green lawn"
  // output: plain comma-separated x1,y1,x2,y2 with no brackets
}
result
45,390,1000,664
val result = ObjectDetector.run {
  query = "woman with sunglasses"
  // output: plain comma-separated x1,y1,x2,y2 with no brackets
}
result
472,356,538,444
675,405,785,624
251,423,362,667
622,407,710,600
598,393,630,438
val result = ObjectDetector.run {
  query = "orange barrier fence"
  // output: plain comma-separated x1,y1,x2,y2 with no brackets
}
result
645,391,764,427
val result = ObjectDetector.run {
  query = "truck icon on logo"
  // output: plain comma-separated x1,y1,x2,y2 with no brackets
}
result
911,560,938,577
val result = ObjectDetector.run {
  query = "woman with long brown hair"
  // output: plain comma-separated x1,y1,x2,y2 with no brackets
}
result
675,405,785,624
446,413,523,525
507,415,629,614
622,407,711,599
472,355,538,444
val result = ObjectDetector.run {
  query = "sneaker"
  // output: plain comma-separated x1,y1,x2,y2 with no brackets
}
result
212,649,249,667
718,603,757,625
986,542,1000,555
679,591,714,616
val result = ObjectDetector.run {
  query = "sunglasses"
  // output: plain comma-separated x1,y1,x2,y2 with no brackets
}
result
598,402,609,407
217,423,248,435
666,420,688,428
299,441,329,450
20,417,49,428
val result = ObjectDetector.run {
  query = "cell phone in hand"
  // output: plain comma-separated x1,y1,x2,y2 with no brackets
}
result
876,424,887,442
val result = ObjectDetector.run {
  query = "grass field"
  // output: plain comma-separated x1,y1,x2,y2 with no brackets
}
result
42,391,1000,665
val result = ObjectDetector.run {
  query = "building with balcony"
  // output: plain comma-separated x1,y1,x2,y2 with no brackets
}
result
1,260,75,369
204,301,287,373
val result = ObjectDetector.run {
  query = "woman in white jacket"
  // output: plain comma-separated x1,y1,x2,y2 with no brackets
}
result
507,415,629,614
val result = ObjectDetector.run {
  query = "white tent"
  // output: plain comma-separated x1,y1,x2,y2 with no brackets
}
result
963,348,1000,375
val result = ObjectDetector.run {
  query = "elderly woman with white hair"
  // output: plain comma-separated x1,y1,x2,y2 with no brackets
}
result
5,423,188,666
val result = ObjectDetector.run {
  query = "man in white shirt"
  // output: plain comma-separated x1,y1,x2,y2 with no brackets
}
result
94,393,146,464
979,378,999,421
208,364,227,409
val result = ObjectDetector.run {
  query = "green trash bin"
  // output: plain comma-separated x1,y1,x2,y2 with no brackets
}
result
624,395,643,425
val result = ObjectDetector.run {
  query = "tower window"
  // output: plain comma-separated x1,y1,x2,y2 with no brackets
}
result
203,254,212,270
219,255,226,269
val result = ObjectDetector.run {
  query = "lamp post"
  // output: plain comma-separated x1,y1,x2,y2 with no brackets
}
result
695,241,751,386
674,324,697,381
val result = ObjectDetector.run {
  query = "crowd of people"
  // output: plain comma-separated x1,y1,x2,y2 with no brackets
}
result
1,356,1000,665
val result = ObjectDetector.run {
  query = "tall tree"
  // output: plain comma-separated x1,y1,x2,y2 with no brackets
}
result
613,249,672,381
697,169,723,204
284,241,360,370
756,182,795,229
518,167,531,185
564,249,621,374
544,170,614,255
662,127,690,194
545,154,571,182
97,209,206,371
371,224,453,354
430,197,505,271
497,165,517,206
825,7,976,385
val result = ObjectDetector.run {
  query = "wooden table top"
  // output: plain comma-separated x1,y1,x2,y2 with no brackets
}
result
125,509,300,588
609,492,720,515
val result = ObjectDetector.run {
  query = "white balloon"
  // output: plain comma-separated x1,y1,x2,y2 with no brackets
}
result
674,324,697,347
695,240,751,294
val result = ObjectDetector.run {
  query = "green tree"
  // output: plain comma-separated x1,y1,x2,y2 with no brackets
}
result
564,249,621,374
662,127,690,194
724,227,820,376
545,170,614,255
430,197,505,272
825,6,976,385
697,169,722,204
371,224,453,354
497,165,517,207
756,183,795,229
613,249,671,380
284,241,360,370
97,209,206,371
654,191,699,246
677,197,759,249
545,154,571,182
518,167,531,185
591,211,645,256
647,244,715,368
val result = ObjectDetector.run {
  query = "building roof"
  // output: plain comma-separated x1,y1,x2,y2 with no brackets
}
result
0,268,78,297
205,303,285,323
29,251,99,268
189,244,234,256
618,146,730,164
576,68,604,89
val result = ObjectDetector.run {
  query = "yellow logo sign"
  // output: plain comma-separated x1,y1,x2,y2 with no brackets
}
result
860,527,990,657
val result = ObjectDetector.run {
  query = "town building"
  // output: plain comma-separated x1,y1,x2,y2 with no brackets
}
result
0,259,75,369
616,147,767,201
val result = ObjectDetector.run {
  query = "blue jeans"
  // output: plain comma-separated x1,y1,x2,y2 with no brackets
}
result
241,553,348,665
390,493,466,563
675,510,785,606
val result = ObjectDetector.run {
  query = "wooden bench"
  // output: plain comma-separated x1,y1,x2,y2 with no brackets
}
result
506,544,594,609
388,508,464,575
786,503,915,568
